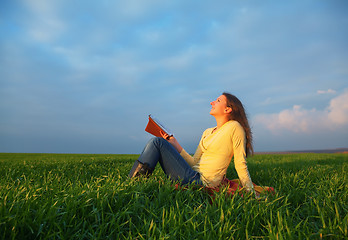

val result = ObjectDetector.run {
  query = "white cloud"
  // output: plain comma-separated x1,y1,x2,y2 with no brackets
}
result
317,89,336,94
328,90,348,125
254,90,348,134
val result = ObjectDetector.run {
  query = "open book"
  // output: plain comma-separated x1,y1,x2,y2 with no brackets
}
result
145,114,173,139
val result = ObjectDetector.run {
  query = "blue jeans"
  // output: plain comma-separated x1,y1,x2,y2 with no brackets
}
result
138,137,202,185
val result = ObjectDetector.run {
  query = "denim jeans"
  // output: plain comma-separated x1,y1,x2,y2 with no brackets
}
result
138,137,202,185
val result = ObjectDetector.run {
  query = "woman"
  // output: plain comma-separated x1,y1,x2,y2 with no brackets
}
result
128,92,255,194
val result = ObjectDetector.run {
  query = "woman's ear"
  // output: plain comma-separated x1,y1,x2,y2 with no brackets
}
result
225,107,232,114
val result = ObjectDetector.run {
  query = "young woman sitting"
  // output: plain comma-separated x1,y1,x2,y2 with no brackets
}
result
129,92,258,196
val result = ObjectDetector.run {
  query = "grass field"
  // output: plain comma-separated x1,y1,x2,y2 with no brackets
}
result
0,152,347,239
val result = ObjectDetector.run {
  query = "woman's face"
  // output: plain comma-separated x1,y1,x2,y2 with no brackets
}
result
210,95,230,116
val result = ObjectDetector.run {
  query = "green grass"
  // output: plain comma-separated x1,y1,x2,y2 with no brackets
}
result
0,152,347,239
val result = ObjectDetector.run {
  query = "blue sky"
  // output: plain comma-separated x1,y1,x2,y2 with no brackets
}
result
1,0,348,154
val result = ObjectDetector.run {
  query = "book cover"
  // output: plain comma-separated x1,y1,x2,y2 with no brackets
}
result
145,115,173,139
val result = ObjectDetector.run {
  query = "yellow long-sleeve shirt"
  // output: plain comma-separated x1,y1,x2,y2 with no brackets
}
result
180,120,254,191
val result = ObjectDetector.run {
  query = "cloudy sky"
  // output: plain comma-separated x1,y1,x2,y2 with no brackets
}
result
1,0,348,154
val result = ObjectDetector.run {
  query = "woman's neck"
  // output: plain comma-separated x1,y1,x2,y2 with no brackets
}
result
214,116,230,130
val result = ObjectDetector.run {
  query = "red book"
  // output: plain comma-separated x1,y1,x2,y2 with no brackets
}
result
145,115,173,139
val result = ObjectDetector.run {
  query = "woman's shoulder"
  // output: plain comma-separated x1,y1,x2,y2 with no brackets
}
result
223,121,245,136
225,120,242,129
202,121,243,136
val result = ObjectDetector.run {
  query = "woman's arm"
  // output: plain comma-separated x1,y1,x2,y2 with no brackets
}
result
232,127,255,193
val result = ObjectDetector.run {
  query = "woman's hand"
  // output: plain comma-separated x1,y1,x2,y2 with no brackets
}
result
162,133,183,153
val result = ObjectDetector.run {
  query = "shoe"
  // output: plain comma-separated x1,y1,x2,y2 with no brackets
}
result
128,160,153,178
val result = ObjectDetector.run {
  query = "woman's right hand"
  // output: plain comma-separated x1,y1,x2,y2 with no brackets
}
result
162,133,183,153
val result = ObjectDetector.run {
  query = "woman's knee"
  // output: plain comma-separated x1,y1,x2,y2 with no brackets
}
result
148,137,166,146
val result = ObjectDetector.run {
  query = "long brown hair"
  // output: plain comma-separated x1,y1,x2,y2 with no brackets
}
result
223,92,254,157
